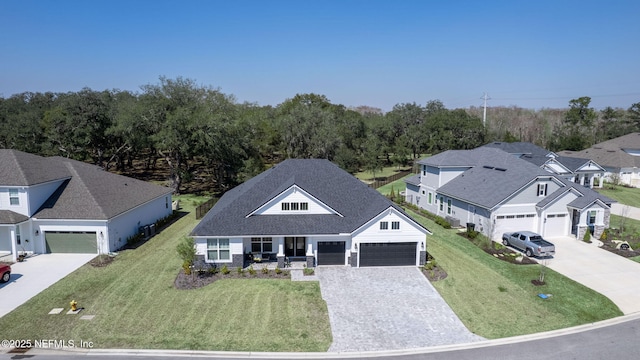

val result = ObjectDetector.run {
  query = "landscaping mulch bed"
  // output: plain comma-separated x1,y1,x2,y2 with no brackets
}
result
174,268,291,290
457,232,538,265
422,266,448,282
598,239,640,258
89,254,115,267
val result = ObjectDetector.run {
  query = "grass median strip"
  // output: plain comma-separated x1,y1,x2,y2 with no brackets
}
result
0,196,331,351
404,209,623,339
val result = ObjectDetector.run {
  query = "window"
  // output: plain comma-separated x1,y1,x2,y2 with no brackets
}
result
516,214,525,218
439,197,444,211
379,221,388,230
207,238,230,261
447,199,452,215
428,192,432,204
16,226,21,245
421,190,425,195
282,202,308,211
251,237,273,253
9,189,19,205
166,197,169,209
391,221,400,230
537,183,547,196
423,165,427,176
588,211,597,224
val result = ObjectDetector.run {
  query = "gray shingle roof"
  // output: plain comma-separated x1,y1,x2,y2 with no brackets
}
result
482,142,551,157
0,149,70,186
191,159,429,237
421,147,613,210
33,157,173,220
0,210,29,224
405,174,420,186
559,133,640,171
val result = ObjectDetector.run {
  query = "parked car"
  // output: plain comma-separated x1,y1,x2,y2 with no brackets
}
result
1,263,10,283
502,231,555,257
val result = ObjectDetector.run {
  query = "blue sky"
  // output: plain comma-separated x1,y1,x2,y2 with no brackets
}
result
1,0,639,111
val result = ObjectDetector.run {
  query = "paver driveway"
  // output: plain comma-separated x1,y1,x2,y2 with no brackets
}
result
0,254,96,317
546,236,640,315
316,266,483,352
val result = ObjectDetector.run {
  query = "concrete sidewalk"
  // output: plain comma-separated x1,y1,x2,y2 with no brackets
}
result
0,254,96,317
611,203,640,221
546,237,640,315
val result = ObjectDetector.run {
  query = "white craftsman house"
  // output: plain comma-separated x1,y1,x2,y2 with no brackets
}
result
483,142,606,188
405,147,615,241
0,149,173,262
191,159,430,268
559,132,640,188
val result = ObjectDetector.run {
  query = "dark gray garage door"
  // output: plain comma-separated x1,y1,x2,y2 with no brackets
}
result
317,241,345,265
360,242,416,266
45,231,97,253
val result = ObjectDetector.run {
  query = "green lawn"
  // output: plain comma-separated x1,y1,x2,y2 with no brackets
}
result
354,166,411,182
376,174,414,197
0,195,332,351
404,209,622,339
597,184,640,207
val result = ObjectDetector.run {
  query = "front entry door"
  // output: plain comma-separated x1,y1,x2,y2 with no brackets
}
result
285,237,306,257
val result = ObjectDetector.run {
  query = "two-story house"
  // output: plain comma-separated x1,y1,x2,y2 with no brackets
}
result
191,159,430,268
482,142,606,188
405,147,614,241
0,149,173,262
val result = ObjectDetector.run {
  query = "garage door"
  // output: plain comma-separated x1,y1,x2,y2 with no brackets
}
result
494,214,536,240
359,242,416,267
543,213,567,238
317,241,345,265
45,231,97,253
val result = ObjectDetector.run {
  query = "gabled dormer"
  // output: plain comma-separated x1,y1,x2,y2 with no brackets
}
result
247,184,342,217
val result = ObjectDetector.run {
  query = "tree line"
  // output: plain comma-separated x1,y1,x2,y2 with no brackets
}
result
1,76,638,194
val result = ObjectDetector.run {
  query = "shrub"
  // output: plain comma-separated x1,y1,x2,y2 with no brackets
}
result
261,266,269,274
176,236,196,270
424,260,437,271
274,267,282,274
583,230,591,243
208,265,218,274
182,262,191,275
237,266,244,275
600,229,608,241
248,265,256,275
221,264,230,275
467,230,479,239
303,268,315,276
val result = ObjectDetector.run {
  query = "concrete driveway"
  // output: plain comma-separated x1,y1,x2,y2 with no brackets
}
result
0,254,96,318
546,236,640,315
316,267,483,352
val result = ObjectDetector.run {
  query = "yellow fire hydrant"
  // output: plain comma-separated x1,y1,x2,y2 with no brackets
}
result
70,300,78,311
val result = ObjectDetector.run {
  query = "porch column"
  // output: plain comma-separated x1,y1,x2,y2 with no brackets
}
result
277,238,284,256
598,175,603,188
10,226,17,263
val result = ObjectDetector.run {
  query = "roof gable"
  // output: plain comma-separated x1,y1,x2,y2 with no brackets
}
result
247,184,341,216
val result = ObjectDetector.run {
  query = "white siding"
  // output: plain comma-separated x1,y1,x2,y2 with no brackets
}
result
0,187,29,216
26,180,67,216
252,185,336,215
107,195,172,252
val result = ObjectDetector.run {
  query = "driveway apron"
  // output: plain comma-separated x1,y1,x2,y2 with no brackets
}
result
546,237,640,315
316,266,483,352
0,254,96,318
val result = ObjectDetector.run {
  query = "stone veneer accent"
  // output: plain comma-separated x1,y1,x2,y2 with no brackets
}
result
277,255,285,268
306,255,315,268
419,250,427,265
350,252,358,267
231,254,244,268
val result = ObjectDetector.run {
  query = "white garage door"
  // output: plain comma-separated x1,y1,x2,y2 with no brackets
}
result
494,214,536,241
543,213,567,238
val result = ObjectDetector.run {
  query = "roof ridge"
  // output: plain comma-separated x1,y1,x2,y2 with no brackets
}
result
61,160,110,218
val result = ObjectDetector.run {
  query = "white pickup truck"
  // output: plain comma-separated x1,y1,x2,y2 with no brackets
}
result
502,231,555,258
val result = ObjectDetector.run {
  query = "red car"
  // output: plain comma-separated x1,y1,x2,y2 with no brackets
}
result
1,263,10,283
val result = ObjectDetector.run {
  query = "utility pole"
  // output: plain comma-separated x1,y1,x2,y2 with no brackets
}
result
481,92,490,127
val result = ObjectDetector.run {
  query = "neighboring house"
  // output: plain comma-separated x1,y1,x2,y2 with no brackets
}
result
405,147,615,241
191,159,430,268
559,133,640,188
0,149,173,262
483,142,606,188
